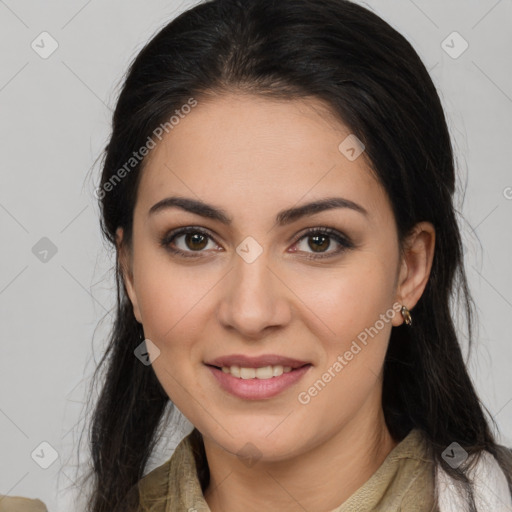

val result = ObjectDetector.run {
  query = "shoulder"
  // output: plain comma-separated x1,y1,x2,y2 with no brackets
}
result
123,434,196,511
0,495,48,512
138,458,172,500
120,458,172,512
134,431,205,511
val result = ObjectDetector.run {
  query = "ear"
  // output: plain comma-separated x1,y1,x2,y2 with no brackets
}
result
116,227,143,323
391,221,435,327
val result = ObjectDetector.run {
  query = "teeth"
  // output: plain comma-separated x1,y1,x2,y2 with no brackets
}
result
220,364,294,379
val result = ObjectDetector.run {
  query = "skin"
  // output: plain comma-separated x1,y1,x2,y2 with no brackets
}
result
117,93,435,511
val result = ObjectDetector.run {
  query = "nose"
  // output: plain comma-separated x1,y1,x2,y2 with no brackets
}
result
216,246,292,338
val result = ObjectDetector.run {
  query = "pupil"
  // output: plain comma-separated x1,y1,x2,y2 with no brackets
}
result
186,233,207,250
309,235,328,252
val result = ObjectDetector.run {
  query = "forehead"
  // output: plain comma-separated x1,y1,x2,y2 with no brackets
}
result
136,93,388,223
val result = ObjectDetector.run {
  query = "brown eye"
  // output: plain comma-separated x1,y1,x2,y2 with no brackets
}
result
308,234,330,252
184,232,209,251
160,227,219,258
292,227,354,260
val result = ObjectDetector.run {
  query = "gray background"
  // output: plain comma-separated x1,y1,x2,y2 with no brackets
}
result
0,1,511,510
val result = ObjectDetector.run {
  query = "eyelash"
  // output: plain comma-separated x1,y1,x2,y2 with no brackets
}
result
159,226,354,261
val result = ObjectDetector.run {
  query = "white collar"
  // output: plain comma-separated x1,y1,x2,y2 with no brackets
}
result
436,450,512,511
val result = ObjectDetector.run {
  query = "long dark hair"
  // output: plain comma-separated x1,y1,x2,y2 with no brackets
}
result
81,0,512,510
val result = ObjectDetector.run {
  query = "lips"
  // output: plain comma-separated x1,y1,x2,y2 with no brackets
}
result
205,354,310,370
207,363,312,400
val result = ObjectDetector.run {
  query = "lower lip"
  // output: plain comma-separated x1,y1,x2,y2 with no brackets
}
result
206,364,312,400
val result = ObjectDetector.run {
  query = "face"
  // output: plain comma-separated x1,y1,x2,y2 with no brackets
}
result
118,93,431,461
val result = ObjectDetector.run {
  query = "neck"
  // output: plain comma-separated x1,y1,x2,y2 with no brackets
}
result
203,399,399,512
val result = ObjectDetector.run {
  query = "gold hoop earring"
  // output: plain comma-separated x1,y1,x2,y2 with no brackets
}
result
401,305,412,326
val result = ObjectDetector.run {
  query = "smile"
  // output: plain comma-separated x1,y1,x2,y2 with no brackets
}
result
220,364,293,379
206,363,312,400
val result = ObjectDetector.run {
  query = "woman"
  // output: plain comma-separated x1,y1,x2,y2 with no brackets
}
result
79,0,512,510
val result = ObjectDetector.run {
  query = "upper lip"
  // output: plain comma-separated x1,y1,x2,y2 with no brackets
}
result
205,354,311,369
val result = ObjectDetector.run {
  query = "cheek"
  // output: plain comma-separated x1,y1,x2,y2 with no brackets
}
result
296,283,395,430
293,253,397,344
293,253,397,400
132,254,210,407
132,241,209,337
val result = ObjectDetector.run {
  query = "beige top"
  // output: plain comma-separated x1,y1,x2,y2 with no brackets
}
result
132,427,439,511
0,428,439,511
0,495,47,512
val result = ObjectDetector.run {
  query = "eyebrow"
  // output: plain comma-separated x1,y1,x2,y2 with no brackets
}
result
148,195,368,226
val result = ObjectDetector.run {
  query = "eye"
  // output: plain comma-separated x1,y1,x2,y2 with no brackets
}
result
160,226,354,260
290,227,353,259
160,226,220,258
